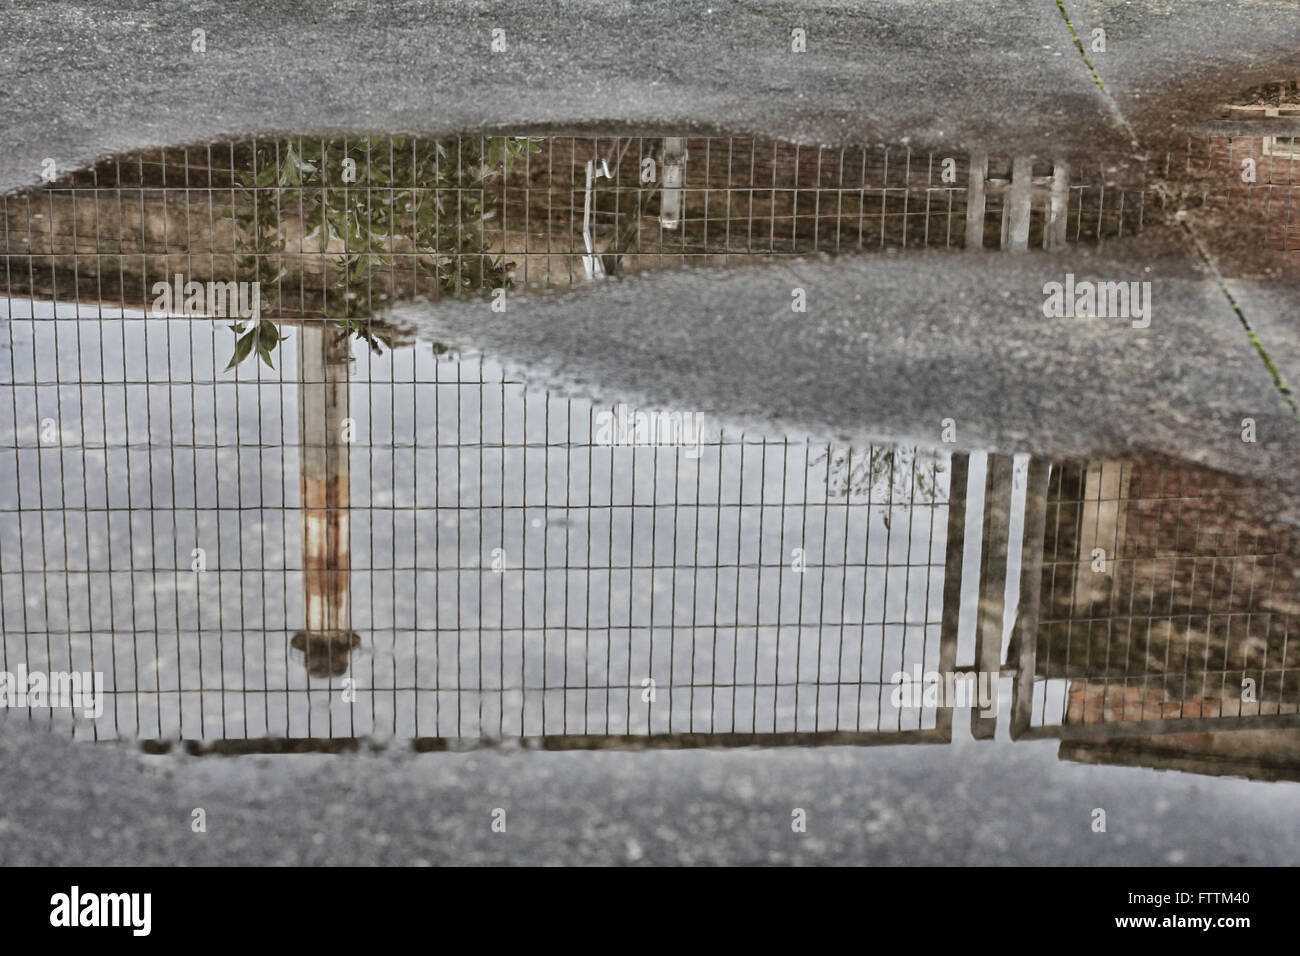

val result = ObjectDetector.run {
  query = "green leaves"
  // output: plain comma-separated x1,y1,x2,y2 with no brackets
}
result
224,135,534,370
226,323,255,369
226,319,287,371
484,136,539,172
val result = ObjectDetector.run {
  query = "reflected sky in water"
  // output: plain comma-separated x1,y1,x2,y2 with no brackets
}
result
1,302,955,742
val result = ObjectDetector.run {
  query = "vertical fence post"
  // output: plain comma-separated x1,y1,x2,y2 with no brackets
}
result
972,453,1013,738
293,321,360,677
1003,155,1033,251
935,452,970,739
1009,459,1050,739
965,152,987,249
1047,160,1070,250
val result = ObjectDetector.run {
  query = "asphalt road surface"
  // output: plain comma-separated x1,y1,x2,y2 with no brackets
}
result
1,0,1298,866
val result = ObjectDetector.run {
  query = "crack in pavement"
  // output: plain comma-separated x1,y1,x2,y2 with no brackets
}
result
1053,0,1139,147
1181,218,1300,419
1050,0,1296,420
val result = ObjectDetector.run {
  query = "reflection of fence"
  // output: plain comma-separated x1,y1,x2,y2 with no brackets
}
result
0,311,959,746
1168,127,1299,259
0,136,1156,317
1,117,1296,756
1,310,1296,759
1008,458,1300,740
3,131,1291,330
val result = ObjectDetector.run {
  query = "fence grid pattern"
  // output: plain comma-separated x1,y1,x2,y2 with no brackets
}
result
1,134,1159,318
0,308,953,744
1,129,1296,754
1028,459,1297,732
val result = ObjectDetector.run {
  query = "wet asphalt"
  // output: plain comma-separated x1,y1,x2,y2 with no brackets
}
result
2,720,1298,866
0,0,1296,196
1,0,1299,865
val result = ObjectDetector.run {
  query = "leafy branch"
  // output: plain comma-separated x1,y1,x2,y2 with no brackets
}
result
226,319,288,370
226,135,539,370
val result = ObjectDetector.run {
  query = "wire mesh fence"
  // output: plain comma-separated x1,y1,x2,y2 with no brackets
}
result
0,306,956,745
1,134,1162,321
3,131,1291,331
1168,130,1299,258
1024,459,1299,735
0,130,1297,756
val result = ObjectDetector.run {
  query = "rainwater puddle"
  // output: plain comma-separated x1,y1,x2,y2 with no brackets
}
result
1,119,1297,782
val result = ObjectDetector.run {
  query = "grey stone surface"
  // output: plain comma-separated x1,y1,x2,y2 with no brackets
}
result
1,721,1297,865
1058,0,1300,148
1227,277,1300,400
0,0,1295,199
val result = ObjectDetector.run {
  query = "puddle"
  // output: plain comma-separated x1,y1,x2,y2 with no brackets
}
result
3,128,1293,333
0,305,1296,782
0,118,1297,782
